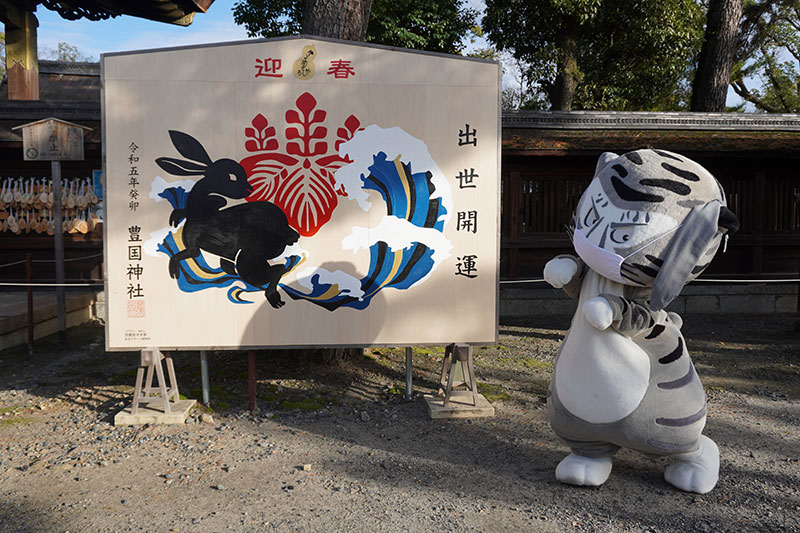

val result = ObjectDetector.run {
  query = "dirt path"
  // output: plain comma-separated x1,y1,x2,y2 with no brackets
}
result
0,315,798,532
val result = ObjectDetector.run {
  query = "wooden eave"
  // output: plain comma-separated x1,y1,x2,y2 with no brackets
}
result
15,0,214,26
502,111,800,156
0,101,100,143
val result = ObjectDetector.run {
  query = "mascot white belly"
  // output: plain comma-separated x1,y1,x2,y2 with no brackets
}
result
555,271,650,424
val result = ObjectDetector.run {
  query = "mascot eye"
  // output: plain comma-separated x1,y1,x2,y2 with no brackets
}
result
583,206,599,227
229,173,238,181
610,227,633,243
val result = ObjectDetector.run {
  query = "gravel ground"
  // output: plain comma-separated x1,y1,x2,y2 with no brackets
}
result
0,314,798,533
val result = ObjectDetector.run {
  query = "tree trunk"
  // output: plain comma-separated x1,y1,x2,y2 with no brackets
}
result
303,0,372,41
550,19,579,111
691,0,744,112
297,0,373,363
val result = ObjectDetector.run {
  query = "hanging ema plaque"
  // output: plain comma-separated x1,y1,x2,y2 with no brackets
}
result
102,36,500,350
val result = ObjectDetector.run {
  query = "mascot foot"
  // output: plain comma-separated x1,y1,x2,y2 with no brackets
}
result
664,435,719,494
555,454,613,486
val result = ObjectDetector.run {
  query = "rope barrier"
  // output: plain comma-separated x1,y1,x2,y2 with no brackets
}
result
0,282,101,287
0,253,103,269
500,277,800,284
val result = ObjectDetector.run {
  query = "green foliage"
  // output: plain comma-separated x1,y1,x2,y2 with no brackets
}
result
0,32,5,80
232,0,478,54
484,0,705,110
233,0,304,38
366,0,478,54
732,1,800,112
40,42,95,62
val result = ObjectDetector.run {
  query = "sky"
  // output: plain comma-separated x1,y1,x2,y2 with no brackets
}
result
35,0,251,58
33,0,747,109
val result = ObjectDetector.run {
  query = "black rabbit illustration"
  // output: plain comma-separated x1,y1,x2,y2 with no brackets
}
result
156,130,300,308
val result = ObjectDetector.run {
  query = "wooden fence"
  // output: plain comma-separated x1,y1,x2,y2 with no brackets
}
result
501,153,800,280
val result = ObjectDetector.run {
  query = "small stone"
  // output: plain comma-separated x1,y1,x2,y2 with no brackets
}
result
214,485,225,491
121,500,129,505
302,464,312,472
200,413,214,425
360,412,370,422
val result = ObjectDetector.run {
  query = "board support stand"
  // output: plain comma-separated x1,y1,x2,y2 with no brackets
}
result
424,343,494,419
115,348,195,425
405,346,413,400
248,350,256,412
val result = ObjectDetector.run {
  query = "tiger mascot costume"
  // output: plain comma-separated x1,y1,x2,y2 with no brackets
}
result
543,149,739,493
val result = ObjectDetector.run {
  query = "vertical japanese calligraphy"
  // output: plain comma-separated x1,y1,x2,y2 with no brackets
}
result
458,124,478,147
453,125,480,278
125,144,144,319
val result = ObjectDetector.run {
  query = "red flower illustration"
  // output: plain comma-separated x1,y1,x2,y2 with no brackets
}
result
240,92,361,237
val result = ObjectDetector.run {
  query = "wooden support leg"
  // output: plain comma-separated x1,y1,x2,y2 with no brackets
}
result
443,354,459,408
153,354,171,414
439,343,454,395
117,348,196,426
143,361,155,398
165,352,179,401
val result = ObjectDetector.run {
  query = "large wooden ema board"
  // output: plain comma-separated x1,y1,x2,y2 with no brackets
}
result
103,36,500,350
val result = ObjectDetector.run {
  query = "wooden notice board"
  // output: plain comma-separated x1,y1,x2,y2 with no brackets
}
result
102,36,500,350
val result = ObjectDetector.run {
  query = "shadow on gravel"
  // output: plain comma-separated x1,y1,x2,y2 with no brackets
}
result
498,327,565,341
0,501,56,533
0,323,140,421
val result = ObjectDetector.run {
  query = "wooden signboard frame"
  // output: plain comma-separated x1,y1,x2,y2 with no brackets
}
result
102,36,501,352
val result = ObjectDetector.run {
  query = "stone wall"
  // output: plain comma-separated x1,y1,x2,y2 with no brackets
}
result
500,283,799,318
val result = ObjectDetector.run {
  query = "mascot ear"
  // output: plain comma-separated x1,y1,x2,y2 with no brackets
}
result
595,152,618,174
651,201,722,311
718,206,739,235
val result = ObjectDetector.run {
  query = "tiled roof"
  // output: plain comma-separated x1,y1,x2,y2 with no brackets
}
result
0,60,101,102
502,110,800,131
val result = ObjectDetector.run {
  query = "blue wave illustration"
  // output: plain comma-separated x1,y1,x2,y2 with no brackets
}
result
281,151,447,311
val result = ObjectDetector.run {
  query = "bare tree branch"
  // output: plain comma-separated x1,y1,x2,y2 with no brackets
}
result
731,78,781,112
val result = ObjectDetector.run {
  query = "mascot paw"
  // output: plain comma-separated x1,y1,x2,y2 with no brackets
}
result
544,258,578,288
583,297,613,330
664,435,719,494
667,312,683,329
555,454,613,486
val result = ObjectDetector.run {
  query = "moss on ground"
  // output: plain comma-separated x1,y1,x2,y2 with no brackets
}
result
477,382,511,402
279,397,328,411
0,417,33,427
